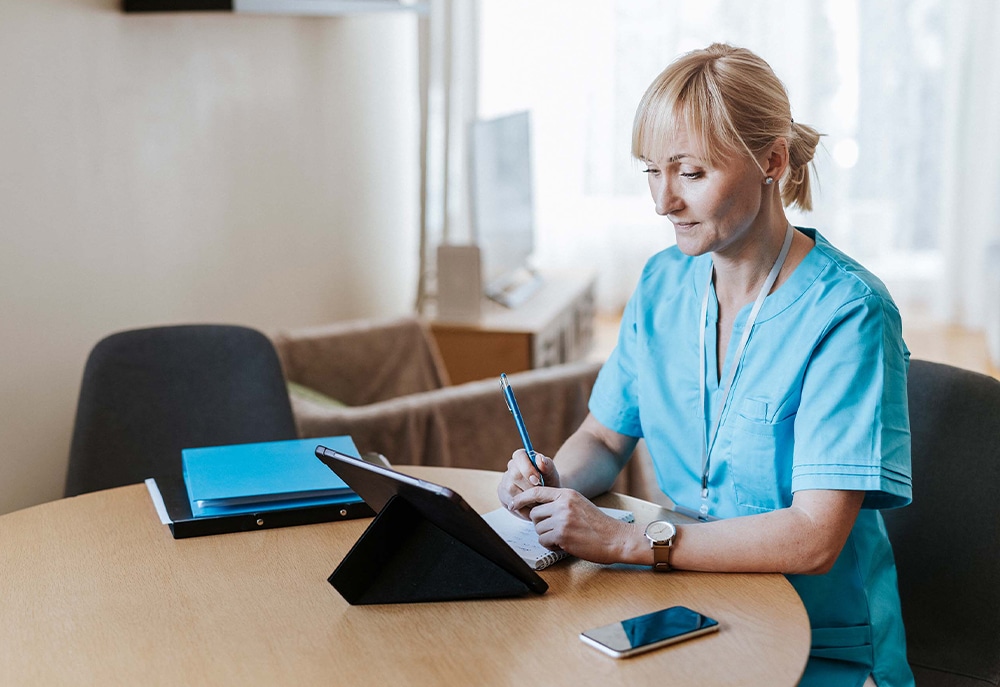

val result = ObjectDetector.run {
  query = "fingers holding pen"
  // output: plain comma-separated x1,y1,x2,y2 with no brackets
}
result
524,450,560,488
499,450,540,517
509,449,555,488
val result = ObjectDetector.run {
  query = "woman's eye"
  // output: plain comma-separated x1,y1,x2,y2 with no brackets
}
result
680,171,703,179
642,168,659,175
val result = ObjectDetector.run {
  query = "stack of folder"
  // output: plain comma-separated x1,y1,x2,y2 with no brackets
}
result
183,435,362,517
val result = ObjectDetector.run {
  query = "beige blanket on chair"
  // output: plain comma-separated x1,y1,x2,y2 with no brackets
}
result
274,317,450,407
291,361,600,472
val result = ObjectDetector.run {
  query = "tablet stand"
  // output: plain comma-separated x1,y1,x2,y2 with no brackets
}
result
329,494,535,604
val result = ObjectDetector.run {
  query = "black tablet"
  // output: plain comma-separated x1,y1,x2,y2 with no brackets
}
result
316,446,548,604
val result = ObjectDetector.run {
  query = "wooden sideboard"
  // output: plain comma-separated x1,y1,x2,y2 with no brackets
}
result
430,272,597,384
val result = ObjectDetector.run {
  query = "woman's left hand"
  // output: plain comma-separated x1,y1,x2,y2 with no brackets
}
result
509,486,640,565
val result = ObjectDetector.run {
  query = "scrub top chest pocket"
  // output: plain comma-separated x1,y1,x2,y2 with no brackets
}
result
727,397,795,514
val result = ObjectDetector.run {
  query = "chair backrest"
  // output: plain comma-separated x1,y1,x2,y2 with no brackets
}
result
273,317,451,406
64,325,297,497
881,359,1000,686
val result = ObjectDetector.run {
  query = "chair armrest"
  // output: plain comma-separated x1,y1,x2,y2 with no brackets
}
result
292,360,603,473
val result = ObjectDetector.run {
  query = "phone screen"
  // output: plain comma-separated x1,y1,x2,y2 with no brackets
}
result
579,605,719,658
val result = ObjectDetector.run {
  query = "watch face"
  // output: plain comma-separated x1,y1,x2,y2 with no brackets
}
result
645,520,676,543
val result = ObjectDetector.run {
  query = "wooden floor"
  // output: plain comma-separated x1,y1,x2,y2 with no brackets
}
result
592,310,999,379
902,316,998,378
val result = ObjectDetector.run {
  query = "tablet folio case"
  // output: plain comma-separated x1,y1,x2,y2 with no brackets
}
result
156,475,374,539
329,495,535,604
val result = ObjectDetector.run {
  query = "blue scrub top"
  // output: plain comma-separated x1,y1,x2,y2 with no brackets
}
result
590,228,914,687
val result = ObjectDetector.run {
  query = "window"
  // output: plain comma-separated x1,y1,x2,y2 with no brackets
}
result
478,0,949,313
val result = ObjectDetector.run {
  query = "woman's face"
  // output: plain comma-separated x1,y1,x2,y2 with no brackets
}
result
642,123,766,259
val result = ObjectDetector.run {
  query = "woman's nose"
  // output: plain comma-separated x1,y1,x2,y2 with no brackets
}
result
653,179,682,216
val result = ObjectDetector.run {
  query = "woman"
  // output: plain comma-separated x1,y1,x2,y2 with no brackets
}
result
499,44,913,686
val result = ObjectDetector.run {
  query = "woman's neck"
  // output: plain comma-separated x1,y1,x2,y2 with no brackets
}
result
714,228,815,317
712,220,791,312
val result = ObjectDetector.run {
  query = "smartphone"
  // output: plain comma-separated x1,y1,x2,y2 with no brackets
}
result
579,605,719,658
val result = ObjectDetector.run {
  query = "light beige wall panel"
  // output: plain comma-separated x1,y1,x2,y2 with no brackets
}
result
0,0,420,513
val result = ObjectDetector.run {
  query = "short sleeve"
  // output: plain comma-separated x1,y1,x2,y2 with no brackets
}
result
791,295,912,510
589,290,644,438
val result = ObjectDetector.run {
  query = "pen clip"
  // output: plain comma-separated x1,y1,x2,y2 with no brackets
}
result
500,373,514,413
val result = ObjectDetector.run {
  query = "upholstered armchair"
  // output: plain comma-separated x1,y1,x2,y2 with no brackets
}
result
272,316,600,473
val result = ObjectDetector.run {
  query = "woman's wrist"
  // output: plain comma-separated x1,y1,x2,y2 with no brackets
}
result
620,522,657,566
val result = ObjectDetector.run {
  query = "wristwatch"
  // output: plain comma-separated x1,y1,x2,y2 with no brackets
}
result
644,520,677,572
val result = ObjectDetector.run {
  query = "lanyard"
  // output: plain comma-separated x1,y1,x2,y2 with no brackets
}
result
698,223,794,504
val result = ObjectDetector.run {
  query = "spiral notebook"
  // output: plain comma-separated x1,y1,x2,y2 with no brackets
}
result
482,506,635,570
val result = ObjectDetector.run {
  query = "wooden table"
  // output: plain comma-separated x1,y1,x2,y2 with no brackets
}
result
0,466,810,686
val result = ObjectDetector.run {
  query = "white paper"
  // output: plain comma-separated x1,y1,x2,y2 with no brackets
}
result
145,478,172,525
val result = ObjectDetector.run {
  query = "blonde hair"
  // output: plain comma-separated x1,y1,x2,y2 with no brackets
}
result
632,43,822,211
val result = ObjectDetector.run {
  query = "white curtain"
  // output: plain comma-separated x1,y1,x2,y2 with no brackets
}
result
416,0,479,313
423,0,1000,364
938,0,1000,361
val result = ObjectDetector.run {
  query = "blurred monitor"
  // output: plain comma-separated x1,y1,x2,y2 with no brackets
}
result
470,111,541,308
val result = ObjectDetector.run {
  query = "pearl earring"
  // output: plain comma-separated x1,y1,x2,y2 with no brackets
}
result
764,176,775,185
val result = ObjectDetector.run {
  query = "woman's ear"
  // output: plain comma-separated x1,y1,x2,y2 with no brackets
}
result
763,137,790,181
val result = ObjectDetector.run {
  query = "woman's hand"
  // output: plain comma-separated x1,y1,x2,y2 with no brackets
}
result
497,449,560,519
510,486,642,565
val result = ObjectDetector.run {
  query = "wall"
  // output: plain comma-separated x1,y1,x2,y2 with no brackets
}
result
0,0,421,514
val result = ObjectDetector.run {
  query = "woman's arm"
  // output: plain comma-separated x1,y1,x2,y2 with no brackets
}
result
664,489,864,575
513,484,864,574
551,414,639,497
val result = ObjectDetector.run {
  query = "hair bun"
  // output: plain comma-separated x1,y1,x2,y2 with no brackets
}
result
783,121,822,211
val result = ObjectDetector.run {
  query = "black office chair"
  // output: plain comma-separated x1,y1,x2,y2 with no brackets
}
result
881,359,1000,686
64,324,298,497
